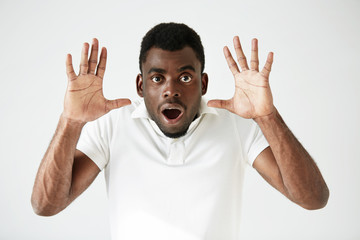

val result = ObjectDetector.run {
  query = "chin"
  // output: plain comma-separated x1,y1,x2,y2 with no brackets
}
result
157,122,190,139
162,129,188,139
150,109,195,139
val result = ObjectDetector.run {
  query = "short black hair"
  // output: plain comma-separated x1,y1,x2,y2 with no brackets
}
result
139,22,205,73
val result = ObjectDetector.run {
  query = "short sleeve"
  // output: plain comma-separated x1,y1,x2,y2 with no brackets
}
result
246,122,269,166
76,114,113,170
235,117,269,166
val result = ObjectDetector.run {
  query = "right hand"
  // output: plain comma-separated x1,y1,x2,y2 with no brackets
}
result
63,38,131,123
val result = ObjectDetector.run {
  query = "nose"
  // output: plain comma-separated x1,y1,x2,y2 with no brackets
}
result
162,80,181,98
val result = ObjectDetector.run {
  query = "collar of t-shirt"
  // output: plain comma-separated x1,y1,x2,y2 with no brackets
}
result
130,98,218,165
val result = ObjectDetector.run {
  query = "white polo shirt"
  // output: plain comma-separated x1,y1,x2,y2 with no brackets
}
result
77,98,269,240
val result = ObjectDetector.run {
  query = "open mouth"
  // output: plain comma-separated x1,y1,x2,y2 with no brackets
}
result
160,102,185,124
162,109,182,120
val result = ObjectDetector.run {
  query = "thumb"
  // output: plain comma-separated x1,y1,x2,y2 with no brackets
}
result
207,99,233,112
106,98,132,112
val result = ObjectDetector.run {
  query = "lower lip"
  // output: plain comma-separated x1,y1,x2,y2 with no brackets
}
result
162,112,184,124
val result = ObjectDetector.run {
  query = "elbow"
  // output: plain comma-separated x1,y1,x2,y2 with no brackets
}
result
299,186,330,210
32,206,58,217
31,194,63,217
301,199,328,210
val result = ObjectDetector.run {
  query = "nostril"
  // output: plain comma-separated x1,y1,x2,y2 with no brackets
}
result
163,90,180,98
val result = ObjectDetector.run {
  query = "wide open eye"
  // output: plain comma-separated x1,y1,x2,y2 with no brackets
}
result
180,75,192,83
151,76,162,83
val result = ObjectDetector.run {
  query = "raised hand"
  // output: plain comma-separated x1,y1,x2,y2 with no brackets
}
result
63,38,131,123
208,37,275,119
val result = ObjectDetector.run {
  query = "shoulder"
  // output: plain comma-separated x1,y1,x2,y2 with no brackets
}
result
205,104,254,129
83,99,141,132
203,103,260,140
102,98,143,121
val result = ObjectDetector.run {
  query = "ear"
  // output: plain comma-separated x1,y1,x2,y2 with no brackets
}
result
201,73,208,95
136,74,144,97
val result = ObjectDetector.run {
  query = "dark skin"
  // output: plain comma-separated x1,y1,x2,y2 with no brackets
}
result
208,37,329,209
136,47,208,138
31,37,328,216
31,39,130,215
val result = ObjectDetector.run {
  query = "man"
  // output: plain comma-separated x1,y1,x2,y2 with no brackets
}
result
31,23,329,239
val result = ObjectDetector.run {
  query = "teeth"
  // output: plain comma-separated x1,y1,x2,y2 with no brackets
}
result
163,109,181,113
161,104,183,115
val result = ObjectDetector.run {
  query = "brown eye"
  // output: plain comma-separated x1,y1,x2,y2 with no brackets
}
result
151,76,162,83
180,75,192,83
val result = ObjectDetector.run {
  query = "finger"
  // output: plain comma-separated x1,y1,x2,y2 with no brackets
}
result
106,98,132,112
233,36,249,71
66,54,77,81
260,52,274,79
96,47,107,79
88,38,99,74
223,46,240,76
79,43,89,75
250,38,259,71
207,99,233,112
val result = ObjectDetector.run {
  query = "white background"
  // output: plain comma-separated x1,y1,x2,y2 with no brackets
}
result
0,0,359,239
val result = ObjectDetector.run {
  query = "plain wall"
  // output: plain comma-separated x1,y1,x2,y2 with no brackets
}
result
0,0,359,239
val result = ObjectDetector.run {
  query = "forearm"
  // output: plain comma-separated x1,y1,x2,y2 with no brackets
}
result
31,114,85,216
255,108,329,209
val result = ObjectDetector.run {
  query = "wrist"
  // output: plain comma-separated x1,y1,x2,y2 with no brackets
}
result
60,113,87,129
253,106,278,125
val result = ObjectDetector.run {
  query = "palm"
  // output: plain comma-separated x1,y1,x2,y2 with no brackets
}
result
65,75,108,122
231,69,273,119
208,37,274,119
63,39,131,123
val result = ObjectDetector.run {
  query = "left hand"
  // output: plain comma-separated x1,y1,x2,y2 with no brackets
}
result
208,37,275,119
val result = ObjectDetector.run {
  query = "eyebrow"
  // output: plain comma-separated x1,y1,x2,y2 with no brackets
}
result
177,65,196,73
147,68,166,74
147,65,196,75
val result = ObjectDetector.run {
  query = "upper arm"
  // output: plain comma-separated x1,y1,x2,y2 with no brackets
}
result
252,147,288,198
68,149,101,203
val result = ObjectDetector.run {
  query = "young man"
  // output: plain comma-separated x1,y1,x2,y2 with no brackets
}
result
32,23,329,239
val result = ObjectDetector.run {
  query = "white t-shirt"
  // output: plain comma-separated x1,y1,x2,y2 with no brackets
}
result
77,98,269,240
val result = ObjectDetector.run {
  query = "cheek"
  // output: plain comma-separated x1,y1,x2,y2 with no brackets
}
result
143,86,161,109
146,87,160,100
187,84,202,98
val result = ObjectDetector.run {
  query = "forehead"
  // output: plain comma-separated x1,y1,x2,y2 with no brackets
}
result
142,47,201,73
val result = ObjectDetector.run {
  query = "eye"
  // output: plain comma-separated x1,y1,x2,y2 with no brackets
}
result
151,76,162,83
180,75,192,83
